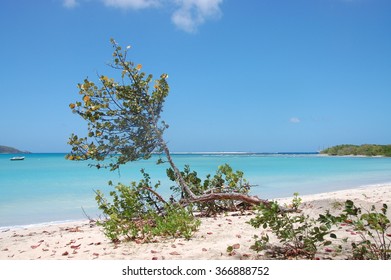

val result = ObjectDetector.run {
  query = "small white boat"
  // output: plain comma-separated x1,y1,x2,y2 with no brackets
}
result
10,156,25,161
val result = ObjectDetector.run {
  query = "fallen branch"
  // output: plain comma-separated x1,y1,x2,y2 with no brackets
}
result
162,142,298,214
180,192,298,213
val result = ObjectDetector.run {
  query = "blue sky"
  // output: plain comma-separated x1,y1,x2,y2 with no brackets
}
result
1,0,390,153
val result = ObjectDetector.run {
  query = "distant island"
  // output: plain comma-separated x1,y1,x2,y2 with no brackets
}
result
320,144,391,157
0,145,30,154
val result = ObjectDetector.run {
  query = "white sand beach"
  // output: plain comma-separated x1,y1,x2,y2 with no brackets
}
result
1,184,391,260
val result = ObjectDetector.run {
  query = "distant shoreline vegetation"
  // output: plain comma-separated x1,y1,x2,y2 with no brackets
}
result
0,145,30,154
320,144,391,157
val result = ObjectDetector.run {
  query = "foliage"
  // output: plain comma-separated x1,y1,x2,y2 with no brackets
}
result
66,39,201,242
67,38,169,171
250,194,391,260
67,39,274,243
167,164,252,215
321,144,391,157
249,194,336,259
320,200,391,260
95,170,200,242
291,192,302,211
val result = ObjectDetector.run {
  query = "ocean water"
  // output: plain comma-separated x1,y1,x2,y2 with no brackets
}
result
1,153,391,228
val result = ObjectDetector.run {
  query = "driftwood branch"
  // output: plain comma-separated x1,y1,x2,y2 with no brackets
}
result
180,192,298,213
160,140,298,213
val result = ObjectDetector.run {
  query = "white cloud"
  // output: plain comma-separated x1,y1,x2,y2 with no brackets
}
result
289,117,301,123
102,0,160,9
62,0,224,33
63,0,79,8
171,0,223,33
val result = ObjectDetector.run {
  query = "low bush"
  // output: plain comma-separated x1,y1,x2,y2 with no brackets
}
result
95,169,200,243
320,200,391,260
167,164,252,215
248,193,336,259
249,194,391,260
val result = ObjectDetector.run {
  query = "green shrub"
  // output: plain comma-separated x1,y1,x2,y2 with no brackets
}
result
249,193,336,259
321,200,391,260
249,193,391,260
95,169,200,243
167,164,251,215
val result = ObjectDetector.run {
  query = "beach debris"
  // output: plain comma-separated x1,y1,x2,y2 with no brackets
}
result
169,251,180,255
236,234,242,238
42,248,49,252
202,248,208,252
62,251,69,256
31,243,41,249
31,239,45,249
2,248,9,251
65,226,83,233
207,232,213,235
70,244,81,249
226,243,241,256
152,257,158,260
150,250,159,254
66,239,76,245
226,246,235,254
92,253,99,258
94,242,101,246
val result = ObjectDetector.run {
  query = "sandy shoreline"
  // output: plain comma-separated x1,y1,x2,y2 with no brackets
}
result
1,184,391,260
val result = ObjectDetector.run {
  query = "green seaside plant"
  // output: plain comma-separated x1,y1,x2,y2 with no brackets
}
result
249,194,391,259
94,170,200,242
248,193,336,259
67,39,294,243
167,164,252,215
319,200,391,260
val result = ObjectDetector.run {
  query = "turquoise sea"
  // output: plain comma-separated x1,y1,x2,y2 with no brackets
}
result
1,153,391,228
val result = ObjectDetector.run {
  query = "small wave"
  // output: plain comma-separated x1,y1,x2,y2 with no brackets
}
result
0,218,88,232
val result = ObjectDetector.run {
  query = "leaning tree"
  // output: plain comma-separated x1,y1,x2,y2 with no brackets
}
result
67,39,287,240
